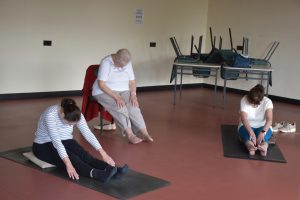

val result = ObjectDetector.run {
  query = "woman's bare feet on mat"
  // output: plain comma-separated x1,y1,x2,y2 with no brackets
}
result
258,142,268,157
127,134,143,144
245,140,257,156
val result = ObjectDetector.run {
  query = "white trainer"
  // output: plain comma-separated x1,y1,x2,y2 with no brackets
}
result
272,122,286,132
110,123,117,130
94,123,117,131
279,122,296,133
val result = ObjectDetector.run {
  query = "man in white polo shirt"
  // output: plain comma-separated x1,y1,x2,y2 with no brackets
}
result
92,48,153,144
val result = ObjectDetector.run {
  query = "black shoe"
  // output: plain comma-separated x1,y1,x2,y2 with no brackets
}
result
113,164,129,179
103,166,117,183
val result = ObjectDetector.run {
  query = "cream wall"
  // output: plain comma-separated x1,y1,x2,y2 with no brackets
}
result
0,0,208,94
206,0,300,100
1,0,299,100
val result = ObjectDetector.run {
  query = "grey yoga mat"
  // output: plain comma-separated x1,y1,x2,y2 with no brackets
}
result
0,146,170,199
221,125,287,163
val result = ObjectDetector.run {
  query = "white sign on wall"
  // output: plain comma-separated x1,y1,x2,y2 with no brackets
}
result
135,8,144,24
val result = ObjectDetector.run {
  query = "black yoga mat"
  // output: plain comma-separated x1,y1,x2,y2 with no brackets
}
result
221,125,287,163
0,147,170,199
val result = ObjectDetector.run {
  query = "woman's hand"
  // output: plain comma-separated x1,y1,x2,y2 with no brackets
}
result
130,94,139,107
63,158,79,180
66,163,79,180
99,149,115,166
115,95,125,108
241,111,257,146
249,131,257,146
257,131,265,145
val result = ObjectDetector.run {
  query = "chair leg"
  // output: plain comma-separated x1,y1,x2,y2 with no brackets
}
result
84,101,90,117
100,112,103,133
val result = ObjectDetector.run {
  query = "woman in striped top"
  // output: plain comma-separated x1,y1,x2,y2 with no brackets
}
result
32,98,128,183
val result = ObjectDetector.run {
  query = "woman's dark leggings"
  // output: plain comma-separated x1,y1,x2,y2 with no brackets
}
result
32,139,109,178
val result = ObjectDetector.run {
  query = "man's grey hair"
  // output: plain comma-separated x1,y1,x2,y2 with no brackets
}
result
116,48,131,64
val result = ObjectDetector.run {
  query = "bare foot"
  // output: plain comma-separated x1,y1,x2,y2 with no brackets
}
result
245,140,257,155
258,142,268,156
141,134,154,142
128,134,143,144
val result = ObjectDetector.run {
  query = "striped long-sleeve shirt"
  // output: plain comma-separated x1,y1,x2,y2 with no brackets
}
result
34,105,102,159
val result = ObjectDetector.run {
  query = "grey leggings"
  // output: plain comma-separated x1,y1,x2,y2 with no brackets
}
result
94,91,146,134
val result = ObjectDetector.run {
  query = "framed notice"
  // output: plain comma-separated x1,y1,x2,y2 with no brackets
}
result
135,8,144,24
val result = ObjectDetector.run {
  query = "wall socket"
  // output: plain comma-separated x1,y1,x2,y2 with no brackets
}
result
43,40,52,46
150,42,156,47
236,45,243,50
